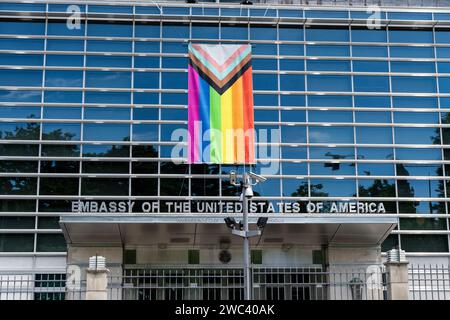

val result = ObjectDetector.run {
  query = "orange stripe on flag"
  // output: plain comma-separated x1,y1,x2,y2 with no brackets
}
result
232,76,244,163
242,67,255,163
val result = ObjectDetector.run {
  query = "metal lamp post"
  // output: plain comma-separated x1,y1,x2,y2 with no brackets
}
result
226,171,267,300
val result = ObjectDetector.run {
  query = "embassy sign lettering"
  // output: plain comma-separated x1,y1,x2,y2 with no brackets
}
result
71,200,386,214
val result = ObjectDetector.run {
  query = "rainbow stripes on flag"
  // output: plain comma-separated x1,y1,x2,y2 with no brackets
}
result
188,44,255,164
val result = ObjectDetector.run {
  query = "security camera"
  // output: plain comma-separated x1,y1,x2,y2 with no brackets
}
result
244,186,254,198
229,170,238,186
249,172,267,183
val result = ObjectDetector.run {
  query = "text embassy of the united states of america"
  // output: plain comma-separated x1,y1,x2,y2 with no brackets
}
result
71,201,386,214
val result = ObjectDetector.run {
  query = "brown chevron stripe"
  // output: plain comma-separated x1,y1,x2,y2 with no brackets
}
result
188,51,252,89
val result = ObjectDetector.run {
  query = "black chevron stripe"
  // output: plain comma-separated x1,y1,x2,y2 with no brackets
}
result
188,58,252,95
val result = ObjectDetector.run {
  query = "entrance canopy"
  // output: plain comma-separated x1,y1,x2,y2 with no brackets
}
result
60,214,397,247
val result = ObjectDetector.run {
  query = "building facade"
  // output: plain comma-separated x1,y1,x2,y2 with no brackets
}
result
1,0,450,300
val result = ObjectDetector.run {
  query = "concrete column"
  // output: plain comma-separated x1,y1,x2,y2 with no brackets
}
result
384,261,410,300
86,269,109,300
324,245,383,300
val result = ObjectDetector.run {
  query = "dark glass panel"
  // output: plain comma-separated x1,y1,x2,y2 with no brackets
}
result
131,178,157,196
42,123,80,141
132,162,158,174
358,179,396,197
38,200,72,212
0,200,35,212
36,234,66,252
0,217,34,229
132,145,158,158
401,235,448,252
160,162,189,175
0,161,38,173
160,178,188,196
38,217,60,229
41,161,80,173
381,234,399,252
40,178,78,195
0,177,37,195
191,164,220,175
191,178,220,196
83,145,130,158
400,218,446,230
41,145,80,157
0,106,40,119
399,201,445,214
82,162,129,174
280,109,305,122
307,75,351,92
0,234,34,252
81,178,129,196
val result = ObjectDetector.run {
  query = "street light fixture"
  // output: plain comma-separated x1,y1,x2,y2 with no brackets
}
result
225,170,267,300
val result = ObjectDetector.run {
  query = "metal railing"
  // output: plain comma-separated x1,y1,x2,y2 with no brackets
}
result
3,264,450,300
409,264,450,300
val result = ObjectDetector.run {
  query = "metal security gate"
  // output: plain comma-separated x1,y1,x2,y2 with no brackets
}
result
113,266,384,300
117,267,245,300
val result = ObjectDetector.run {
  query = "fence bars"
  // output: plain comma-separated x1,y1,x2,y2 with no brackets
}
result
409,264,450,300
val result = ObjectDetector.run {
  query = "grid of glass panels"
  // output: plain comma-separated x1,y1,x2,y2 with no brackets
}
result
1,2,450,253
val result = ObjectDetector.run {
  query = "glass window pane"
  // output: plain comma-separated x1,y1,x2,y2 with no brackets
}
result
45,70,83,88
86,71,131,88
84,108,130,120
307,75,351,92
401,235,449,252
44,107,81,119
358,163,394,176
358,179,396,197
309,127,354,143
81,178,129,195
0,234,34,252
395,127,439,145
392,76,436,93
356,127,392,144
133,124,158,141
42,123,80,141
310,179,356,197
354,76,389,92
0,122,40,140
36,234,67,252
40,178,78,195
309,110,352,123
396,148,441,160
281,126,306,143
310,162,355,175
83,124,130,141
0,70,42,86
306,28,349,42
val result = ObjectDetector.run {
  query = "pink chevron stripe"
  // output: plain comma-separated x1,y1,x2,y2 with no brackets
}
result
188,65,201,163
191,44,249,73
